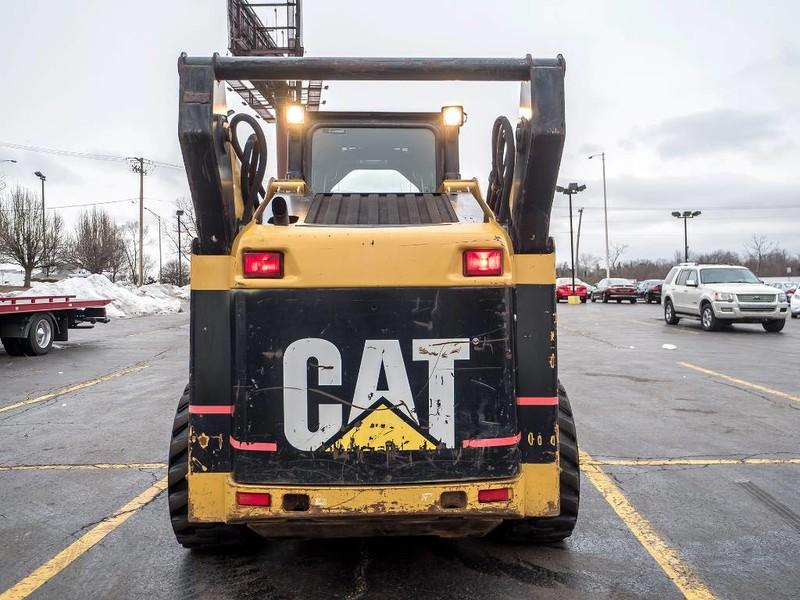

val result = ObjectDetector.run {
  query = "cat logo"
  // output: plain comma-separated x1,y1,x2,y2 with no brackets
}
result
282,338,470,451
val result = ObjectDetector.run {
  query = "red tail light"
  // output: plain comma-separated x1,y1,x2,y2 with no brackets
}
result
478,488,510,503
463,249,503,277
237,492,271,507
243,252,283,278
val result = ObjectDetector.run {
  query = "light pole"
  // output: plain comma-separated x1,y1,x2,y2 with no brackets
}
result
575,207,584,279
588,152,610,278
144,207,163,282
176,209,185,286
671,210,702,262
556,183,587,304
34,171,47,276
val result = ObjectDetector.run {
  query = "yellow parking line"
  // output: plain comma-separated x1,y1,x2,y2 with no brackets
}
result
0,364,148,414
580,450,717,600
587,457,800,467
678,362,800,404
0,463,167,472
0,477,167,600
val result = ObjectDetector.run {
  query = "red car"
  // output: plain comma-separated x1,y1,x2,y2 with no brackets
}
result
590,278,638,304
556,278,589,303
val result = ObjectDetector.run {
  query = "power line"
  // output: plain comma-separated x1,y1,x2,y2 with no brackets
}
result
0,141,182,170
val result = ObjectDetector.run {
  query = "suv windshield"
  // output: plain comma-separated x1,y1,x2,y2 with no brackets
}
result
310,127,437,193
700,268,760,284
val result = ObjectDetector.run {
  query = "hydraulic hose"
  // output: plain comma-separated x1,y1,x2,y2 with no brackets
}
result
229,113,268,222
486,116,515,226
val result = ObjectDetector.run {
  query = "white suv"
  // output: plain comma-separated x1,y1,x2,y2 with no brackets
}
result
662,264,789,332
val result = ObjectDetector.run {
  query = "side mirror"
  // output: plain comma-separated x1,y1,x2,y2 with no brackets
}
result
686,280,698,287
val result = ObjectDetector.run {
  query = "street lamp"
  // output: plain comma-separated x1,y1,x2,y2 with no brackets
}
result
671,210,702,262
588,152,610,278
556,182,587,304
176,209,185,286
34,171,46,231
0,159,17,164
144,207,163,282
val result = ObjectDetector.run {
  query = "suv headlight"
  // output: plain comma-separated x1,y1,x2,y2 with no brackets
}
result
778,292,787,303
713,292,734,302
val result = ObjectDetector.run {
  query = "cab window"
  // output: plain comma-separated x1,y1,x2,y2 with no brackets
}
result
675,270,690,285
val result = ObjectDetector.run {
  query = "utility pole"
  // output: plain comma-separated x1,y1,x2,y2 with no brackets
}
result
176,209,185,286
588,152,610,278
575,207,584,279
144,207,163,282
556,183,586,304
128,157,154,286
671,210,702,262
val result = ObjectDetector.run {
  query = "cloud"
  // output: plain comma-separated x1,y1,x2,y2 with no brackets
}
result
646,109,782,158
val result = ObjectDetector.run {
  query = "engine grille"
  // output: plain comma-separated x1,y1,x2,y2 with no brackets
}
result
304,193,458,225
737,294,776,302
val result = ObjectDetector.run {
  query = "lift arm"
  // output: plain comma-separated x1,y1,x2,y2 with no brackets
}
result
177,54,566,255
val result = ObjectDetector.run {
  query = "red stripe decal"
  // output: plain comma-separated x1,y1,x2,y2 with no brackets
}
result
189,405,234,415
516,396,558,406
462,433,521,448
229,436,277,452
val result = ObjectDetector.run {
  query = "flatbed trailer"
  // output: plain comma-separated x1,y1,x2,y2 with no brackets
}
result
0,294,110,356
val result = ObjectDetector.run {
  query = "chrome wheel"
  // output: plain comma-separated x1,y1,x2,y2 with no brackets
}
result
35,318,52,349
702,308,712,329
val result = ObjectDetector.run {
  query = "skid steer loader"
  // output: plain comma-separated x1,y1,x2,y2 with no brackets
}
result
170,54,579,548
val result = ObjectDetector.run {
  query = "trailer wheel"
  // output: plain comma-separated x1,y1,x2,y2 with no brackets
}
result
496,381,579,543
1,337,26,356
168,383,260,550
22,314,54,356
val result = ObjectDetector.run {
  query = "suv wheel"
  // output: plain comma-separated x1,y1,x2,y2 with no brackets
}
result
664,300,679,325
763,319,785,333
701,303,719,331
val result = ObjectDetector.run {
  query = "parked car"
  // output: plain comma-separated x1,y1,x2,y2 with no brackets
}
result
662,263,789,332
791,288,800,318
556,277,589,303
590,278,638,304
771,281,797,302
637,279,663,304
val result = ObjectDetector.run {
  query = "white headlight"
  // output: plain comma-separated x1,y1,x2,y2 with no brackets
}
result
286,104,305,125
442,105,465,127
779,292,787,303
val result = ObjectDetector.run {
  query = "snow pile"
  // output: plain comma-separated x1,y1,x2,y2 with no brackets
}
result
4,275,189,319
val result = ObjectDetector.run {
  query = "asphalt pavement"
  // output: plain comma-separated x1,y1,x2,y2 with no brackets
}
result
1,303,798,599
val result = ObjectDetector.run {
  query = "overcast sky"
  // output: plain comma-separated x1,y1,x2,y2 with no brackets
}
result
1,0,798,268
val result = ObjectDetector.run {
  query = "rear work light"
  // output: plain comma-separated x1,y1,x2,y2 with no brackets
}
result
237,492,271,507
463,249,503,277
243,252,283,278
478,488,511,503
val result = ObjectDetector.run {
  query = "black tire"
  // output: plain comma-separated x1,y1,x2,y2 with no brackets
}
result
591,294,596,303
580,297,587,304
664,299,680,325
629,299,636,304
496,382,579,543
615,299,621,304
763,319,786,333
22,314,54,356
1,337,26,356
700,303,719,332
169,384,259,550
602,293,608,304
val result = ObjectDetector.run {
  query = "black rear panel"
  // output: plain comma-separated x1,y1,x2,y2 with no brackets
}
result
231,287,518,485
304,193,458,225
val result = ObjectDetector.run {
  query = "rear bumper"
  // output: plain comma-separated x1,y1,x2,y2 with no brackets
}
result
187,463,559,531
712,302,788,321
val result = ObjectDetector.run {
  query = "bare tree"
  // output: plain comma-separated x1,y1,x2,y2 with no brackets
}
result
70,208,120,274
608,242,629,272
120,221,152,283
744,235,775,276
0,186,66,286
161,259,190,286
107,229,127,283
